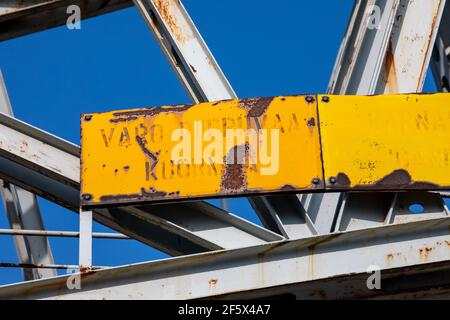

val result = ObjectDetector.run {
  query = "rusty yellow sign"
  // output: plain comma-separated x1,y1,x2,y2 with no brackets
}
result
81,93,450,208
81,95,323,207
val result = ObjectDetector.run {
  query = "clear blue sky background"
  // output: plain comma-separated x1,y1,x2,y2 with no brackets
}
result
0,1,441,285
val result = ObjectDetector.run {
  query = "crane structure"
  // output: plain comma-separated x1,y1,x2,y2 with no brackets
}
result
0,0,449,300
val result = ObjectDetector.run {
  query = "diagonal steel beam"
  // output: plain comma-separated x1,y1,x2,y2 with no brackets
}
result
0,71,56,280
328,0,400,94
133,0,236,103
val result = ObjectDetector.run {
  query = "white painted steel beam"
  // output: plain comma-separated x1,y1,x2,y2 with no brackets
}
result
0,217,449,300
0,71,56,280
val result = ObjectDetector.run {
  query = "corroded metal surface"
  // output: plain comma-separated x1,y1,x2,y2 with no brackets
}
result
81,93,450,208
377,0,447,94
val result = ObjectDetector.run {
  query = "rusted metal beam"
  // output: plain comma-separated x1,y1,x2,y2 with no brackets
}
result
80,93,450,208
0,0,132,41
133,0,236,103
1,216,449,300
0,228,129,239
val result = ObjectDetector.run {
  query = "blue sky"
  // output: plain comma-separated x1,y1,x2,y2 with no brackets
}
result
0,1,440,285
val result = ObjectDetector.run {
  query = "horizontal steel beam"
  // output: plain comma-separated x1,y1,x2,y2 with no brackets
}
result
1,216,449,299
0,263,103,270
218,260,450,300
0,112,282,255
0,229,129,239
0,0,132,41
431,2,450,92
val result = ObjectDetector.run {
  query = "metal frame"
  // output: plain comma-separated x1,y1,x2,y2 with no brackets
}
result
0,0,449,299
